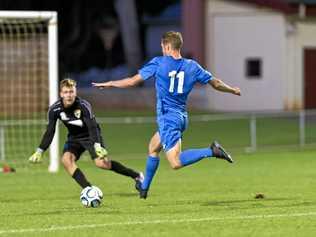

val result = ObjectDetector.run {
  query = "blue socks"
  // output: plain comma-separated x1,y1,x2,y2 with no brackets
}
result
179,148,213,167
141,148,212,190
141,156,160,190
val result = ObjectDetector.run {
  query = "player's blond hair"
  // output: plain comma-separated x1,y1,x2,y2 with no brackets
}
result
60,78,76,91
161,31,183,50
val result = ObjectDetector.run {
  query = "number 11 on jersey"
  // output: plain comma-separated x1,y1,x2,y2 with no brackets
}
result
168,71,184,94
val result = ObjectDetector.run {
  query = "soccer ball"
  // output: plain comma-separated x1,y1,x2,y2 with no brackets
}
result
80,186,103,208
92,185,103,200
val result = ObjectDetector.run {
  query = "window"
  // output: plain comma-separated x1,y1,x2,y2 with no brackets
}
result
246,58,262,79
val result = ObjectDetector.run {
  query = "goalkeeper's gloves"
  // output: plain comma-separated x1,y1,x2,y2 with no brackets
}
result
29,148,43,163
94,143,108,158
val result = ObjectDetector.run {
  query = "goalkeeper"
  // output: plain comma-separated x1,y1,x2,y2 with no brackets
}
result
29,79,143,189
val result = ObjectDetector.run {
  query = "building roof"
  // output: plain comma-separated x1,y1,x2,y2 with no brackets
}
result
235,0,316,15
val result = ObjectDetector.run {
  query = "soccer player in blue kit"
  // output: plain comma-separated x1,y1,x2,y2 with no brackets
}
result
93,31,241,199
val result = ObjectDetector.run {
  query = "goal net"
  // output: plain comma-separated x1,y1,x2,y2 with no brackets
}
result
0,11,59,172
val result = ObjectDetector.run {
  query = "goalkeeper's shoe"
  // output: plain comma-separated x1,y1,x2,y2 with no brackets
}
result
211,141,234,163
28,150,43,163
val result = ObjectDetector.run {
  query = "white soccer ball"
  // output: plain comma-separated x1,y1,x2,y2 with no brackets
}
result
92,185,103,200
80,186,103,208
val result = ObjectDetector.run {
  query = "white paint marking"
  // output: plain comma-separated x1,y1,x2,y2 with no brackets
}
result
1,212,316,235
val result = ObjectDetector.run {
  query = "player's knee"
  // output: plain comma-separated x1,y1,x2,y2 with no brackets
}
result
148,147,160,156
61,158,67,166
94,158,111,169
94,158,103,168
149,151,159,157
170,162,181,170
61,154,75,167
168,158,181,170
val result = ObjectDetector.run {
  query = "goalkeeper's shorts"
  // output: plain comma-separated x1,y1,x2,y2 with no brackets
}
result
63,137,106,160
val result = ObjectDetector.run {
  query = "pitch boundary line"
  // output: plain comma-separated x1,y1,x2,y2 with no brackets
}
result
1,211,316,235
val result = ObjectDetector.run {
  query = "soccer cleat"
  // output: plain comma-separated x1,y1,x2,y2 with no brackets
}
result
134,172,144,191
138,189,148,199
135,172,144,190
134,172,148,199
211,141,234,163
135,183,148,199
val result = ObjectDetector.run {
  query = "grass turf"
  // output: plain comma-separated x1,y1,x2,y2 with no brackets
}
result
3,113,316,236
1,150,316,236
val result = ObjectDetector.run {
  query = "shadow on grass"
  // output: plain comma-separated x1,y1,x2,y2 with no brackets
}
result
111,192,138,197
0,206,122,217
0,195,77,203
202,197,295,206
202,197,316,210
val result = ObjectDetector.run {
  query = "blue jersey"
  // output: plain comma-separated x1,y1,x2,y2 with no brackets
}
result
139,56,212,114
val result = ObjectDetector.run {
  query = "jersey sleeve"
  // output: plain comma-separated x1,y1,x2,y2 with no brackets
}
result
194,61,213,84
39,107,58,151
138,57,160,81
81,101,101,144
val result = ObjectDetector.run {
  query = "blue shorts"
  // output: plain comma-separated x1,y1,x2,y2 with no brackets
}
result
157,111,188,152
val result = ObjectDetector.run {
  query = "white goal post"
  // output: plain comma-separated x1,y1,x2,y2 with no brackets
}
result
0,11,59,172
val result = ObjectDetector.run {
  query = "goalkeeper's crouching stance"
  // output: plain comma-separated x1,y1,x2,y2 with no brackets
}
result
29,79,143,190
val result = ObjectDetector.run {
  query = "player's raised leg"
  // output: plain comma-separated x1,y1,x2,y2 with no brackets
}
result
62,152,91,188
161,113,223,169
165,139,233,170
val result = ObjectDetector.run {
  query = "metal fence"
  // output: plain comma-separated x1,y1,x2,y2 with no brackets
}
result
96,109,316,152
1,109,316,161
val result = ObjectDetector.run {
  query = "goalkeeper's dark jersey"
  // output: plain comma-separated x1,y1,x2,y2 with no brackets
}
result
39,97,101,151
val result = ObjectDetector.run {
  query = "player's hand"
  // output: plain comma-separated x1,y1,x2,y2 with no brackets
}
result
92,82,112,89
94,143,108,158
233,87,241,96
28,150,43,163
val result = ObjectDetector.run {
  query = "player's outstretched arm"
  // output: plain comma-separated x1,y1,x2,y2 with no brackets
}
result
209,77,241,96
29,110,57,163
29,124,55,163
92,74,143,89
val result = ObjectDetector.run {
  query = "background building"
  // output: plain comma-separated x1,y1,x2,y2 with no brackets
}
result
204,0,316,111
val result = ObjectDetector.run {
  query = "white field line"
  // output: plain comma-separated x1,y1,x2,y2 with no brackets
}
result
1,211,316,235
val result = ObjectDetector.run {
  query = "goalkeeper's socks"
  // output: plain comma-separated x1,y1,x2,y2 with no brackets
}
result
72,168,91,188
141,156,160,190
110,160,139,179
179,148,213,167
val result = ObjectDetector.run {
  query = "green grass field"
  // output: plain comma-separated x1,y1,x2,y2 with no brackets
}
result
1,150,316,236
2,114,316,236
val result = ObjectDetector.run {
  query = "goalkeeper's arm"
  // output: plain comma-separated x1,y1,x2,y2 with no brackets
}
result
81,102,108,158
29,109,57,163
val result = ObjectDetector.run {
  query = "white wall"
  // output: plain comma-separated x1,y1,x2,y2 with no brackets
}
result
205,0,286,111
